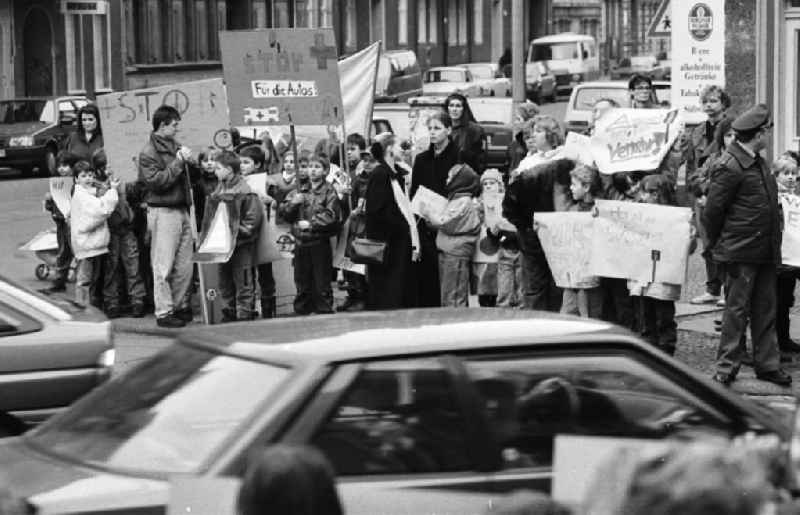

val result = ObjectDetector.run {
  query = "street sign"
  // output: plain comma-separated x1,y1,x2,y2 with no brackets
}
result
647,0,671,38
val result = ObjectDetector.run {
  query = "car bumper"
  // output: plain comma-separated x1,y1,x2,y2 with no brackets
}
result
0,145,46,169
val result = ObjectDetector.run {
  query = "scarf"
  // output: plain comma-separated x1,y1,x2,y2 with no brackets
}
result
390,178,420,260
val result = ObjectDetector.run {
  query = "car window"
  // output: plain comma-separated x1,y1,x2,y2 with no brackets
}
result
0,301,42,336
0,100,48,124
463,354,733,470
312,359,473,475
468,66,494,80
426,70,465,83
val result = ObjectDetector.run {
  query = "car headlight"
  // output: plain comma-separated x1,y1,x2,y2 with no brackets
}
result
97,349,116,367
8,136,34,146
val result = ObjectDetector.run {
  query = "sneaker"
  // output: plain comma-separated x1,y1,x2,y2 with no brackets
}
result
156,314,186,328
755,369,793,387
716,298,726,307
174,307,193,323
690,292,720,305
130,304,145,318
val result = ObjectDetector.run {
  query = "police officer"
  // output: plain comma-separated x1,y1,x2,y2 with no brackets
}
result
703,104,791,387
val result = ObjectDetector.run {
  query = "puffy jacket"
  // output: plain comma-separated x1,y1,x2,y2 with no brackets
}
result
138,133,191,208
282,179,341,247
702,141,781,264
70,183,118,260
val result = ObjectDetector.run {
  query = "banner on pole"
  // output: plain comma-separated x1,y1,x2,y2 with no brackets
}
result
534,212,598,289
590,200,692,284
99,79,229,182
338,41,381,138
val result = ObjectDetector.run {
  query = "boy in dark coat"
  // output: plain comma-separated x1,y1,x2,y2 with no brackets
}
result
41,151,78,293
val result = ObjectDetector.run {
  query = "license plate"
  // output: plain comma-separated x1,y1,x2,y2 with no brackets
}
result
0,149,6,157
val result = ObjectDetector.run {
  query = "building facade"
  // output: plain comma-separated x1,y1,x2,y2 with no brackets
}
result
552,0,601,42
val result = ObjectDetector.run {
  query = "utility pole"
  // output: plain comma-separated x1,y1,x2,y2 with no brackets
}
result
512,0,525,105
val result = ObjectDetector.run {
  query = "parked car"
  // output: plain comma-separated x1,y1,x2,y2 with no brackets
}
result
0,96,88,176
459,62,511,97
528,33,600,96
373,49,423,103
422,66,482,97
0,275,113,435
563,80,671,135
610,55,661,80
0,308,792,514
525,60,558,103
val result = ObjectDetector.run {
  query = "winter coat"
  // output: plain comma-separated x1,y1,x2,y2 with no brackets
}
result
434,165,482,258
282,179,341,247
65,132,104,162
206,174,264,268
138,133,192,209
685,115,733,185
410,141,459,199
450,120,485,172
268,172,298,225
70,183,118,260
703,141,782,265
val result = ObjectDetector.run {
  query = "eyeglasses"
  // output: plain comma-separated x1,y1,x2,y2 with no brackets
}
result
633,85,651,91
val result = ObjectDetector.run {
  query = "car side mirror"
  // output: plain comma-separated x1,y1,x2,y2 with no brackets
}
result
59,113,77,126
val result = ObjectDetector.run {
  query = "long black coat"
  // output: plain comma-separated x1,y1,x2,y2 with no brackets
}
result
450,120,485,173
702,141,782,264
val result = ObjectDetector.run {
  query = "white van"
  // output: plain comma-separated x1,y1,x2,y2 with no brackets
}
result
528,33,600,95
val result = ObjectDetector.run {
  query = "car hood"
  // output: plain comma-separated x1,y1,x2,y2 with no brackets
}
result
0,440,167,514
0,121,49,138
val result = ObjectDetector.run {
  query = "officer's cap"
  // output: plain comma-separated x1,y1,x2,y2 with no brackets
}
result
732,104,773,132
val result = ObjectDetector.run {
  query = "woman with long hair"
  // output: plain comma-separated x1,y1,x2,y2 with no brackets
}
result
364,133,420,309
444,93,486,173
65,103,104,162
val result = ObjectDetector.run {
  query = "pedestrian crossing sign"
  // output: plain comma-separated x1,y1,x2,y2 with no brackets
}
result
647,0,671,38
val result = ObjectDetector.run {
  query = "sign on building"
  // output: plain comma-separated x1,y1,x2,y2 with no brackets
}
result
671,1,725,120
219,28,344,128
60,1,108,14
647,0,671,38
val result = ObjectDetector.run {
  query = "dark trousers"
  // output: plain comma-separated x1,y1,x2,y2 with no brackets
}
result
638,297,677,354
696,203,723,295
777,268,800,344
293,242,334,315
53,218,72,286
103,231,146,310
716,263,781,375
416,228,441,307
343,270,366,300
521,251,561,311
219,263,257,320
601,277,636,330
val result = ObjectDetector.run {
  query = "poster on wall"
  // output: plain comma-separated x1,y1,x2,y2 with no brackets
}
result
671,0,725,124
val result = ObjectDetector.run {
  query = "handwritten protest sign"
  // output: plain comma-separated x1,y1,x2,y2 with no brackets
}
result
781,194,800,267
534,212,598,289
410,185,448,223
562,132,594,166
99,79,229,182
590,200,692,284
481,191,504,229
220,28,343,128
590,108,684,174
49,177,71,217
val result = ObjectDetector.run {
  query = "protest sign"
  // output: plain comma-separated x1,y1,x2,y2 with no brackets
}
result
49,177,71,217
781,194,800,267
481,191,504,230
245,172,269,201
534,212,598,289
99,79,229,182
220,28,344,128
562,132,594,166
193,201,235,263
590,200,692,284
590,108,683,174
410,185,448,223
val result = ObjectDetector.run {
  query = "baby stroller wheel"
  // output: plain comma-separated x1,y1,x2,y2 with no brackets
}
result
35,264,49,280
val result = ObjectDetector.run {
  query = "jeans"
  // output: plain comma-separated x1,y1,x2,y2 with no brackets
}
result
716,263,781,375
439,253,471,307
220,263,257,320
638,297,677,353
293,242,334,314
54,218,73,286
103,230,146,310
561,287,603,318
75,255,103,307
147,207,194,318
497,248,524,307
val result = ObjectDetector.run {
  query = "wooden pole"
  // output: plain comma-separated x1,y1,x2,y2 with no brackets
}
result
512,0,526,105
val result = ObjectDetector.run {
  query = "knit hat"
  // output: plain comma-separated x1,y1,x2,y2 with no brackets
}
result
481,168,503,185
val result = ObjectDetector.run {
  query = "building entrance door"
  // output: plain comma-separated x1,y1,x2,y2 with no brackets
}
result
22,7,53,96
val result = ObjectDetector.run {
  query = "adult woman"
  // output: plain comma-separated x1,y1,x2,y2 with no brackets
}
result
444,93,485,172
364,133,420,309
65,104,104,161
410,111,459,307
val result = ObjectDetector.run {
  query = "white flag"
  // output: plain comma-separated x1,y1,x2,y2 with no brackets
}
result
338,41,381,138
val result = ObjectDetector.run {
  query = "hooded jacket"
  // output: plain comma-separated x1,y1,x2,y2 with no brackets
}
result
434,164,482,257
138,133,192,208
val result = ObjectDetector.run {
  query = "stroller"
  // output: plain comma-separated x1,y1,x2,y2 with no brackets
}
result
18,229,76,282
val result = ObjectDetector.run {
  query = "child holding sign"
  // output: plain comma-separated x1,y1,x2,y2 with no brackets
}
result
41,151,78,293
774,152,800,354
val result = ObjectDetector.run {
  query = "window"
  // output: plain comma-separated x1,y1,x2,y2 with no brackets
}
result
417,0,426,43
313,359,472,475
273,0,291,27
474,0,483,44
458,0,467,44
429,0,437,43
64,14,84,93
295,0,310,27
92,15,111,90
398,0,408,45
253,0,267,28
448,1,457,43
319,0,332,27
345,0,357,49
463,355,732,469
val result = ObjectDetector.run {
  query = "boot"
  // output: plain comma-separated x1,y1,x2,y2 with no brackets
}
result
261,296,276,319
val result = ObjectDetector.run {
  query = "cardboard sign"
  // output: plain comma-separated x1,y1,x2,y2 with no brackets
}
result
590,200,692,284
534,212,598,289
49,177,72,217
99,79,230,182
245,172,269,201
590,108,683,174
220,28,344,128
481,191,504,230
562,132,594,166
410,185,448,223
194,201,235,263
781,194,800,267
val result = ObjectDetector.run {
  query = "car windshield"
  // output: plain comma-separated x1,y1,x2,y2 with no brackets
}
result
466,65,493,79
426,70,464,83
0,100,50,124
630,56,656,69
27,344,290,475
531,42,578,61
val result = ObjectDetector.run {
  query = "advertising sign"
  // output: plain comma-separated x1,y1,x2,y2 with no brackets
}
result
671,0,725,122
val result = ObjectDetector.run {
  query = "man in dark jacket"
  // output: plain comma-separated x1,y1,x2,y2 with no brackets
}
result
702,104,790,387
138,105,196,328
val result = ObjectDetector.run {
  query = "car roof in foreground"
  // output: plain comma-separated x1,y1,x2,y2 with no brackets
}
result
180,308,645,363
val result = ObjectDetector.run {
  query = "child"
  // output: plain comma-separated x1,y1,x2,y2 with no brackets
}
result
206,150,264,322
41,151,78,293
237,144,277,319
628,174,681,355
70,160,119,308
282,153,342,315
432,162,482,307
774,151,800,354
473,169,504,307
93,150,146,318
561,164,603,318
268,150,298,226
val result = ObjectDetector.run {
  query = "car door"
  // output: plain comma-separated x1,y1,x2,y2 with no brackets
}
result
457,348,745,494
